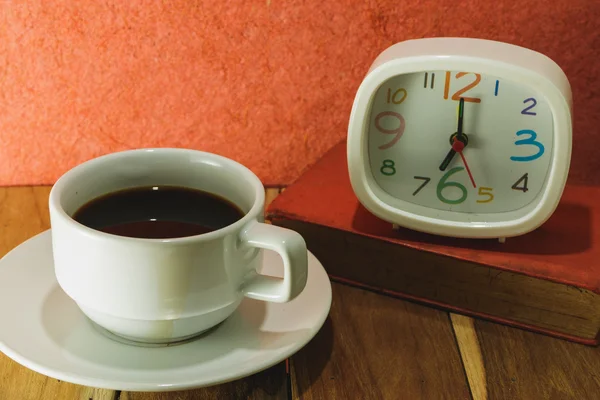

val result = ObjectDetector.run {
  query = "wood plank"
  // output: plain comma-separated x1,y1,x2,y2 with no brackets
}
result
0,187,51,254
121,362,288,400
451,314,487,400
0,186,117,400
473,318,600,399
82,388,117,400
264,188,281,215
289,282,471,400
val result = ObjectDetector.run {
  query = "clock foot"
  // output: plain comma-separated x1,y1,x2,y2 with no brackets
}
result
498,237,506,244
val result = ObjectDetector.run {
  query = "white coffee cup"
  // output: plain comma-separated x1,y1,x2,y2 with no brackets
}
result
48,148,308,345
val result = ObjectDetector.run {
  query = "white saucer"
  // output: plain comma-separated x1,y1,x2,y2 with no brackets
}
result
0,230,332,392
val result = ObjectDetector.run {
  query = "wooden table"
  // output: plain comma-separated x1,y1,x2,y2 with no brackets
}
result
1,187,600,400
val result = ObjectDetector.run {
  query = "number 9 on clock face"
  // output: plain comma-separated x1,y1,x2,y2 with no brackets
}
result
347,38,572,239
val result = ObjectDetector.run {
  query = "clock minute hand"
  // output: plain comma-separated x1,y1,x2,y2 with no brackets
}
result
439,97,466,171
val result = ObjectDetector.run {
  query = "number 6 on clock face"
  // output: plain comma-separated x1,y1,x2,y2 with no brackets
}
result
347,38,572,239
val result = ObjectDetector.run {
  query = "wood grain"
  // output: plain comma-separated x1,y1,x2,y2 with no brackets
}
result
289,283,471,400
451,314,487,400
8,185,600,400
0,186,51,254
0,186,117,400
264,187,283,214
473,318,600,400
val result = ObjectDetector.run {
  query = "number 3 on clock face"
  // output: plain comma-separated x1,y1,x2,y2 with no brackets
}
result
511,129,545,162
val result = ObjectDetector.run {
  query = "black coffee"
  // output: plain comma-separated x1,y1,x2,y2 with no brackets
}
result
72,186,245,239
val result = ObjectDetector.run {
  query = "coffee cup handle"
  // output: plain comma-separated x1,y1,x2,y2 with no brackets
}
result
239,221,308,303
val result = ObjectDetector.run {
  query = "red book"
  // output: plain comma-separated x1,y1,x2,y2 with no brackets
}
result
267,140,600,345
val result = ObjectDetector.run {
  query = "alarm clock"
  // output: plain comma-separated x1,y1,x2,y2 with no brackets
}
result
347,37,572,241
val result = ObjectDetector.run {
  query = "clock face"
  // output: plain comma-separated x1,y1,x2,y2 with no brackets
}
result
367,70,554,215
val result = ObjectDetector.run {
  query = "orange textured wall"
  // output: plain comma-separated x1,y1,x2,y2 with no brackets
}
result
0,1,598,186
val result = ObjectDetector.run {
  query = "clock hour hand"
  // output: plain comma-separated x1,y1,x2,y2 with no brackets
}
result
439,147,457,171
439,97,467,171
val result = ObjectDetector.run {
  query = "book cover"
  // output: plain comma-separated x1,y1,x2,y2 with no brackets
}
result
267,140,600,345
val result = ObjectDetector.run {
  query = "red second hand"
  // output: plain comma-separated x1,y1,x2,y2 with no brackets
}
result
452,139,477,188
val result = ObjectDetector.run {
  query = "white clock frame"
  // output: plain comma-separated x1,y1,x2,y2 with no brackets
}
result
347,37,572,239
